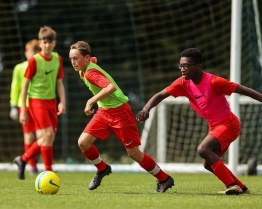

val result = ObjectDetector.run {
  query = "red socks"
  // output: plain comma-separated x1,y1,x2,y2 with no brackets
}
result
82,145,107,172
22,142,54,171
22,141,40,162
24,143,37,169
82,146,169,182
139,153,168,182
226,166,245,189
211,160,235,187
41,146,53,171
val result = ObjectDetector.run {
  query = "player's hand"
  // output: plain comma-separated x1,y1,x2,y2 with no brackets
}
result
57,102,66,115
84,101,95,116
10,106,19,121
136,109,149,122
19,109,28,125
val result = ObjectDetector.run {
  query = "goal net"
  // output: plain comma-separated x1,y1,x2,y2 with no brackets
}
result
139,96,262,174
0,1,262,173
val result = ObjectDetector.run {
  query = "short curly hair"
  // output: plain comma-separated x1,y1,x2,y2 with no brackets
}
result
180,48,203,64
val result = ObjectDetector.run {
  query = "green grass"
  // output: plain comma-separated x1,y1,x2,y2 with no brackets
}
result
1,171,262,209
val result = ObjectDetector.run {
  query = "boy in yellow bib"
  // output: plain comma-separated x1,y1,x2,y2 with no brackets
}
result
14,26,66,180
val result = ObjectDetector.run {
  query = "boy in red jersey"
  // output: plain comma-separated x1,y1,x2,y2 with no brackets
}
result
10,39,42,174
136,48,262,195
69,41,174,193
13,26,66,180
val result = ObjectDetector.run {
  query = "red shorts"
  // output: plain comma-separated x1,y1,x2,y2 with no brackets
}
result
19,107,39,133
29,98,58,132
84,103,141,148
208,113,241,157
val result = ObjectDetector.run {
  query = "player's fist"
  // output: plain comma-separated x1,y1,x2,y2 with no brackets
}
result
136,109,150,122
10,106,18,121
90,57,97,64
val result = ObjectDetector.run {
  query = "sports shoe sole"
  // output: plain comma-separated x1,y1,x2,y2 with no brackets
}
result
225,185,243,195
218,188,250,195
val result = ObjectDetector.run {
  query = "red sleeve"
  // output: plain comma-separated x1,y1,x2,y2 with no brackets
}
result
85,69,111,88
166,77,187,97
57,55,64,79
24,57,37,79
25,55,64,79
210,75,238,95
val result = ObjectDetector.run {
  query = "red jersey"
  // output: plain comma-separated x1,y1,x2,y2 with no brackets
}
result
166,72,238,125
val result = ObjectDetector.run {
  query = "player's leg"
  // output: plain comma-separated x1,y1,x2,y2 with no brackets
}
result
39,126,55,171
125,146,174,193
13,137,43,180
26,105,56,171
14,108,39,176
214,114,249,194
24,108,40,174
23,132,38,174
198,113,244,195
31,105,57,172
112,103,173,192
79,132,108,173
203,159,249,194
214,137,249,193
14,108,41,179
80,113,112,190
203,160,214,173
204,152,250,194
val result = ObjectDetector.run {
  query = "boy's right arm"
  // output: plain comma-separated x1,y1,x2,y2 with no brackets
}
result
136,89,169,122
19,78,30,125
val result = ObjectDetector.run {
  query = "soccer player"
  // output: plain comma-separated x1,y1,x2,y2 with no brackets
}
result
10,39,42,174
13,26,66,180
136,48,262,195
69,41,174,193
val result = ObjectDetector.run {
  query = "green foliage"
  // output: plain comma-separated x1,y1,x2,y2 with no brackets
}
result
1,172,262,209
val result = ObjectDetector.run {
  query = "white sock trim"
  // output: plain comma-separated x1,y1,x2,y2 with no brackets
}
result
149,164,160,175
89,155,102,165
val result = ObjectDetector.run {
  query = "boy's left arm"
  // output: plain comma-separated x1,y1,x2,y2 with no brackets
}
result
56,79,66,115
10,66,20,120
84,83,116,116
234,84,262,102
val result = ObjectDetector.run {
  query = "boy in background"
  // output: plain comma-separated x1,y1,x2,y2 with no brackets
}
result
14,26,66,180
10,39,42,174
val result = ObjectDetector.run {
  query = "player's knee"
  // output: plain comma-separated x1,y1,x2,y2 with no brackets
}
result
78,138,91,151
24,132,35,144
197,144,209,158
78,139,86,150
43,128,55,140
126,147,143,162
127,150,136,160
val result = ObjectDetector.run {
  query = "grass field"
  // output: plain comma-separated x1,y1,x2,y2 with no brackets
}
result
1,171,262,209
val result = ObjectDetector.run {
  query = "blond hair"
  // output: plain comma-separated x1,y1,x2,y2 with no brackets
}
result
25,39,41,53
38,26,56,41
70,41,91,56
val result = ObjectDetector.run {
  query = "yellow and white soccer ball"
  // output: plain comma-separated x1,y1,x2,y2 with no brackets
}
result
35,171,61,194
